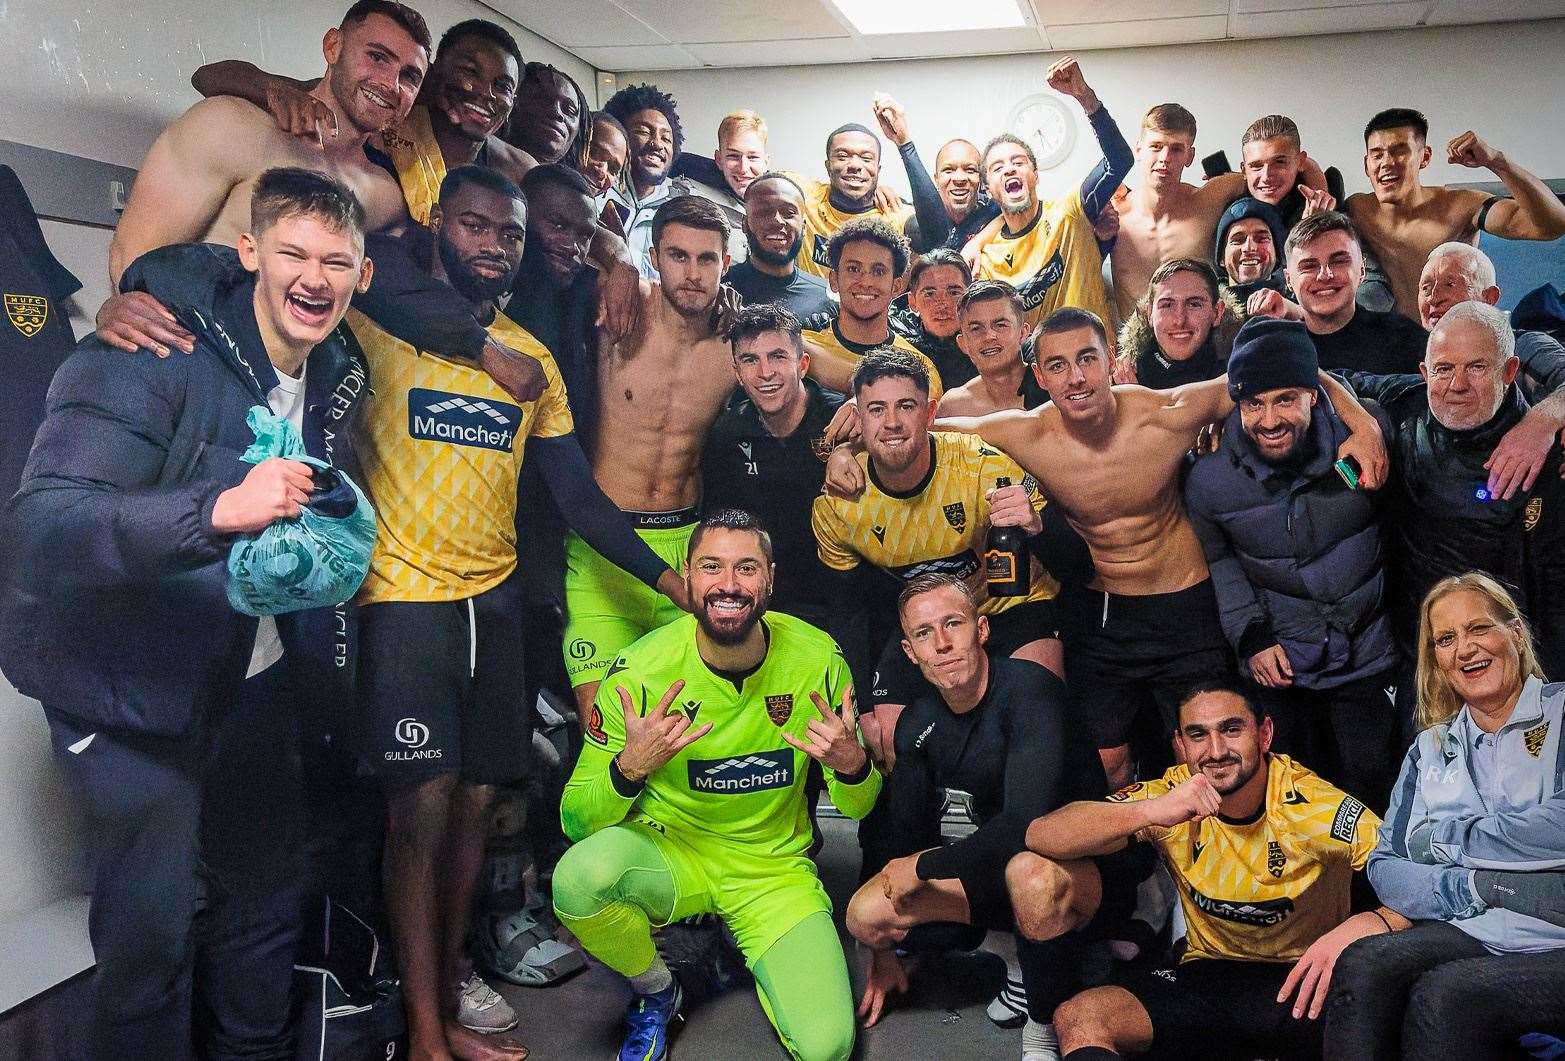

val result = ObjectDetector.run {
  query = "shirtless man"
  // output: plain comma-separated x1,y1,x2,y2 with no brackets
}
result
562,195,738,717
936,280,1030,418
839,308,1387,785
109,0,430,287
1111,107,1329,323
1346,108,1565,320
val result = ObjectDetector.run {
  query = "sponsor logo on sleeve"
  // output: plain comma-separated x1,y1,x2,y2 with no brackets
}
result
408,387,522,451
4,293,48,337
1330,796,1367,844
686,750,795,794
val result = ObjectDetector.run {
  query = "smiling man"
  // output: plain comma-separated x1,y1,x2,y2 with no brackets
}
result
3,168,375,1061
893,248,978,389
1116,258,1235,390
553,510,880,1061
936,280,1032,417
722,172,833,319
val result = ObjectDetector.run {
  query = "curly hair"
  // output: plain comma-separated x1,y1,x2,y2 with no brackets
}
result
603,82,684,155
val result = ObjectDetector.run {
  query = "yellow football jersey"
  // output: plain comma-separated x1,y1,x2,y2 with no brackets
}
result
801,322,944,405
790,175,913,281
384,105,445,226
1111,755,1380,964
976,189,1114,335
349,309,574,604
811,431,1059,615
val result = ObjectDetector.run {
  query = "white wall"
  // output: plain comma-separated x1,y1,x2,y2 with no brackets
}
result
0,0,595,930
620,20,1565,203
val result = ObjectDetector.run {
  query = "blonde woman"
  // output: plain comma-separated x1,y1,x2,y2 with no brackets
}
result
1324,572,1565,1060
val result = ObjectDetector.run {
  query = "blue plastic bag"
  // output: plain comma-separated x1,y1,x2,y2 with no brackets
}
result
226,406,377,617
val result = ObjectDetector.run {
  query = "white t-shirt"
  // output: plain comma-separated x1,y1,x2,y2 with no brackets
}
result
245,364,308,678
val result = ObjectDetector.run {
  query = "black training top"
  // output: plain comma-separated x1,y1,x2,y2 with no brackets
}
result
870,655,1108,882
700,377,845,624
1309,306,1427,376
724,259,835,320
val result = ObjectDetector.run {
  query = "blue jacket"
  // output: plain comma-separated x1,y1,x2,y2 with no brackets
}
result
0,244,368,737
1370,677,1565,953
1184,398,1397,687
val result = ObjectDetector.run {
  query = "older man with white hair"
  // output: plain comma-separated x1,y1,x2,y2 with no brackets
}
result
1418,241,1565,406
1347,301,1565,705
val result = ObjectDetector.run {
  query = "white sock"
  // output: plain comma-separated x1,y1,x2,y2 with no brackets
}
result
1021,1018,1060,1060
628,956,673,995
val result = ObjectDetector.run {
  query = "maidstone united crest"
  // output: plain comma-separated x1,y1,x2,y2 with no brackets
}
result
1524,720,1549,758
5,294,48,338
943,502,966,532
765,693,793,726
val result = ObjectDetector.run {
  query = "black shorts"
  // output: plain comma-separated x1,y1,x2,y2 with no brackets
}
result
1112,957,1322,1060
869,597,1063,708
1063,580,1233,749
357,574,529,785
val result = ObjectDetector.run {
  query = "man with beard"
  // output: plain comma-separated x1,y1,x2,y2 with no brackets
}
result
505,62,589,169
1033,685,1404,1061
848,575,1138,1061
583,112,629,205
722,173,834,319
972,57,1131,333
800,218,944,400
1214,197,1288,305
1344,301,1565,708
936,281,1034,417
562,195,736,719
859,308,1389,787
350,166,683,1061
813,350,1063,769
893,248,977,389
1346,108,1565,321
553,510,880,1061
1114,259,1239,390
111,0,431,286
1184,319,1399,808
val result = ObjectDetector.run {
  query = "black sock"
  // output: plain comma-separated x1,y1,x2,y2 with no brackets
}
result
1063,1048,1121,1061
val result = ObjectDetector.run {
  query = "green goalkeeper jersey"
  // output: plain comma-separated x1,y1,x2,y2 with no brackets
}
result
561,612,882,851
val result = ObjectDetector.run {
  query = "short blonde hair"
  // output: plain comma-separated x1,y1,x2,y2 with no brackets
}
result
1141,103,1196,140
1415,572,1544,731
717,110,768,148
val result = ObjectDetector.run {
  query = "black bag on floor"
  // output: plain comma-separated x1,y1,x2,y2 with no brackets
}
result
293,895,408,1061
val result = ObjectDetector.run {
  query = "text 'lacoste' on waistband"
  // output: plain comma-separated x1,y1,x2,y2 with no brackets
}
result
624,507,700,529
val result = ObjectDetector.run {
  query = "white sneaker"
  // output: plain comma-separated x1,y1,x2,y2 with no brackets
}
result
1021,1018,1060,1061
455,971,519,1034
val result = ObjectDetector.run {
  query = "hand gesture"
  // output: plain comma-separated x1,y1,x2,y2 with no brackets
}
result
211,458,315,534
1298,185,1337,218
986,483,1043,536
1247,644,1295,688
1484,405,1564,500
1146,773,1221,829
857,948,909,1028
596,259,644,343
871,93,911,147
1278,911,1385,1020
783,688,869,776
1247,288,1291,320
264,81,339,146
96,291,196,357
710,283,742,337
615,680,712,783
1447,130,1502,171
825,444,867,500
480,340,548,403
1045,56,1099,113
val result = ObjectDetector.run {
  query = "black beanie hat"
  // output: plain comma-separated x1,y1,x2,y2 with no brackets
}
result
1214,197,1288,279
1227,317,1319,400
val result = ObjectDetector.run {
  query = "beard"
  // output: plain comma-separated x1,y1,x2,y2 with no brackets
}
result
746,225,802,268
696,585,770,646
438,234,514,302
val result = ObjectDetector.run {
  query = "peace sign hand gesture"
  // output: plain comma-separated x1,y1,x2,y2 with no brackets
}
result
782,689,869,775
614,680,712,783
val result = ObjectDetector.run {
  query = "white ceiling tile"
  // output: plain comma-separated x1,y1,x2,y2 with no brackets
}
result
862,26,1051,59
613,0,851,44
1230,2,1429,37
483,0,667,47
1235,0,1415,10
1035,0,1228,26
681,37,870,68
572,44,705,71
1425,0,1565,23
1044,14,1231,49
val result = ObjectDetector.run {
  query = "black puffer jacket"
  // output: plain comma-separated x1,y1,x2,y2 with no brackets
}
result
1355,374,1565,680
0,244,369,736
1184,398,1397,687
